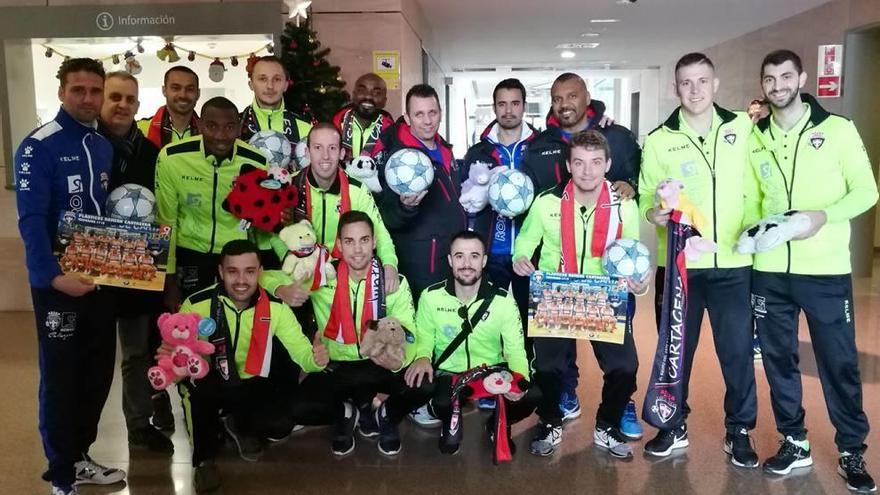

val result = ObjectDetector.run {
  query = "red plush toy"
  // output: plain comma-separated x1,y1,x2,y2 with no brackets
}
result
223,164,298,233
449,364,529,464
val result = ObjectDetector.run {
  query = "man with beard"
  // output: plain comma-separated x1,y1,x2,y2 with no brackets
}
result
138,66,200,148
411,231,537,456
514,130,647,459
98,71,174,452
520,73,643,435
293,211,432,457
749,50,876,491
639,53,760,466
16,58,125,495
177,240,327,493
155,97,269,310
239,56,312,146
333,73,394,161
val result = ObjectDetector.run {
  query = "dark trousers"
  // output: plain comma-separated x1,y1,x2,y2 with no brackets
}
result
176,247,221,298
179,341,301,466
752,271,869,452
486,254,581,394
532,320,638,428
32,287,117,486
117,312,162,431
432,372,541,426
294,360,434,425
653,266,757,432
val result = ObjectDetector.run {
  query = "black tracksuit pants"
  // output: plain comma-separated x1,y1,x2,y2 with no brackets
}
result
653,266,757,433
31,287,117,487
752,271,869,453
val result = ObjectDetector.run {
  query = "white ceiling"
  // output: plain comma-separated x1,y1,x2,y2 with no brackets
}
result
416,0,833,72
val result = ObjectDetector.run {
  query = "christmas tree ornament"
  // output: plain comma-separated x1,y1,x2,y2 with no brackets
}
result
284,0,312,26
209,58,226,82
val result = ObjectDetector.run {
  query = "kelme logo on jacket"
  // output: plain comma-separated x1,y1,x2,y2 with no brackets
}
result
809,131,825,150
723,129,736,145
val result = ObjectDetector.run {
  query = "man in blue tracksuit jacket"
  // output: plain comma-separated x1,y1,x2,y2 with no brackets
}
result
15,58,126,495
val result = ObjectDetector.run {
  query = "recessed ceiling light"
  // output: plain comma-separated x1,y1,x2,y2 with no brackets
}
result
590,19,619,23
556,42,600,49
560,50,576,59
580,32,600,37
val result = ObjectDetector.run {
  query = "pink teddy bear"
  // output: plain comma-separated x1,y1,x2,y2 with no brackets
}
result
147,312,216,390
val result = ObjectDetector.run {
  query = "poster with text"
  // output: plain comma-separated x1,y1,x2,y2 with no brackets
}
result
54,211,171,291
527,271,628,344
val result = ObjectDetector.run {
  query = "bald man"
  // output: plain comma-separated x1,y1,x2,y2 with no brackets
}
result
332,73,395,160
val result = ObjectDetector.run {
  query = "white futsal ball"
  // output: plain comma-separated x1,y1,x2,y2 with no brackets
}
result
106,184,156,223
384,148,434,195
603,238,651,280
248,130,293,170
488,169,534,218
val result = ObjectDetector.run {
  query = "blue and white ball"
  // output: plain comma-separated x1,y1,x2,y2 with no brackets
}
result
106,184,156,223
249,130,293,170
488,169,534,218
603,238,651,280
384,148,434,195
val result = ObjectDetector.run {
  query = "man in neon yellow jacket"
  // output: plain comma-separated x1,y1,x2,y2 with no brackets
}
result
749,50,876,492
638,53,760,465
239,56,312,145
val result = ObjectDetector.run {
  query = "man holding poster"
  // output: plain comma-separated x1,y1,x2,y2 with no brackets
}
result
513,130,649,459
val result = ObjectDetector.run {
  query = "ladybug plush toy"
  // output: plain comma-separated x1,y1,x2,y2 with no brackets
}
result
223,164,298,233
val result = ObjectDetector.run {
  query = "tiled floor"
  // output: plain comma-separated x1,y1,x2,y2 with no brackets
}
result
2,271,879,495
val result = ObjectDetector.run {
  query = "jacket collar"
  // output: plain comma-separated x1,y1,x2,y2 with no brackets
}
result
56,106,98,135
662,103,737,132
756,93,830,133
442,274,494,301
481,120,538,145
306,166,343,194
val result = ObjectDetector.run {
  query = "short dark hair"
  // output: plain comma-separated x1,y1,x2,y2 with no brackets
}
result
220,239,260,264
307,121,341,143
761,49,803,77
674,52,715,74
493,78,526,104
105,70,139,87
450,230,486,253
337,210,374,236
405,84,440,114
553,72,585,87
570,130,610,160
201,96,239,116
164,65,199,87
57,58,105,87
249,56,288,79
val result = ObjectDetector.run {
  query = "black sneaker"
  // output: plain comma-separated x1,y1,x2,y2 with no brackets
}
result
357,404,379,438
838,451,877,493
221,416,263,462
644,424,689,457
762,436,812,475
151,392,174,432
332,402,359,456
376,403,401,456
128,426,174,455
192,460,220,493
723,427,758,468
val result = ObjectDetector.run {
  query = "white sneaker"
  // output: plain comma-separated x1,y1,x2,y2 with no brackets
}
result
74,455,126,485
51,486,77,495
594,426,633,459
408,403,441,428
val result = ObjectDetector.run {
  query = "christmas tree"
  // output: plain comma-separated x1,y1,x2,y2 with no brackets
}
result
280,20,349,122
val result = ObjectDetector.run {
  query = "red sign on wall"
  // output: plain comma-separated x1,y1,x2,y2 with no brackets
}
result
817,45,843,98
817,76,841,97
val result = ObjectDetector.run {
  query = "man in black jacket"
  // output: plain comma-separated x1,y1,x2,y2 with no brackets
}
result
99,71,175,451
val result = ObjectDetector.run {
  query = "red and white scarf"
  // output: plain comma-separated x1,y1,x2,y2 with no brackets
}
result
559,180,621,273
297,168,352,259
244,287,272,377
323,257,385,344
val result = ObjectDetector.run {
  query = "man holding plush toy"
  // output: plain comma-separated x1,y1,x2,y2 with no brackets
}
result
638,53,761,466
264,211,431,457
748,49,877,491
176,239,328,493
412,230,537,456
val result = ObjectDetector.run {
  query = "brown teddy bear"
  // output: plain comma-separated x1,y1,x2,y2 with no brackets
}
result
360,316,408,365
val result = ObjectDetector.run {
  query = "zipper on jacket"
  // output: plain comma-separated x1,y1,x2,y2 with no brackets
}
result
430,238,437,274
353,281,362,353
209,165,220,252
82,134,101,213
768,123,814,274
580,207,596,273
320,190,327,244
682,133,719,268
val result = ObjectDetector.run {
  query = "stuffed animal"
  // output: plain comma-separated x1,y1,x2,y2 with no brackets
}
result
147,312,216,391
460,162,504,214
345,155,382,193
655,178,717,261
447,364,529,464
735,210,811,254
223,164,298,233
360,316,408,364
279,220,336,284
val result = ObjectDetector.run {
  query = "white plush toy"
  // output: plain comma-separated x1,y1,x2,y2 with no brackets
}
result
279,220,336,284
460,162,504,214
346,155,382,193
735,210,811,254
294,140,310,170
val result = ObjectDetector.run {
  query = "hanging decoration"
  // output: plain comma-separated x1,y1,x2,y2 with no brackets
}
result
124,51,142,75
284,0,312,26
230,56,239,67
157,43,180,63
44,47,53,58
188,51,196,62
246,53,260,74
208,58,226,82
